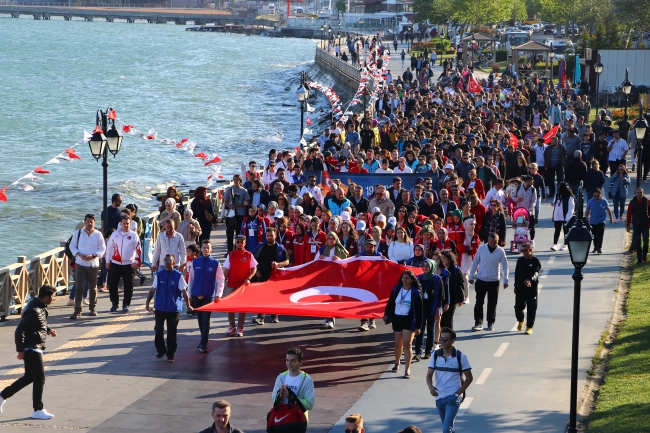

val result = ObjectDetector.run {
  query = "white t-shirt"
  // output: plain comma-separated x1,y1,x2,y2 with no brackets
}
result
282,373,303,404
394,288,412,316
428,349,472,399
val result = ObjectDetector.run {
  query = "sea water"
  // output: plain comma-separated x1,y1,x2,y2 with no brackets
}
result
0,17,317,267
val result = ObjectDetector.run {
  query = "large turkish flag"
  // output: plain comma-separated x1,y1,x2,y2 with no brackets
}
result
197,257,422,319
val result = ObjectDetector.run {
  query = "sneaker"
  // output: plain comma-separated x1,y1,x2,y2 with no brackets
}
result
0,396,5,413
83,297,89,305
199,344,208,354
517,321,524,331
487,323,495,331
140,275,146,286
110,303,118,312
156,352,166,359
358,321,370,331
463,298,470,304
560,245,567,251
550,245,558,251
66,299,75,306
122,306,129,313
525,327,533,335
323,319,330,327
99,285,108,292
31,409,54,420
472,323,483,332
413,354,421,362
69,311,81,320
423,352,431,359
226,326,236,336
271,315,280,323
326,320,334,329
236,327,244,337
369,319,376,329
632,163,636,171
252,316,264,326
88,309,98,317
597,249,603,254
167,357,175,363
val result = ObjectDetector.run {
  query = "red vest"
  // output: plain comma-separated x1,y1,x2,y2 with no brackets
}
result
227,249,254,289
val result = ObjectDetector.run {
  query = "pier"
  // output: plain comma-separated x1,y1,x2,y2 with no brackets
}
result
0,5,245,25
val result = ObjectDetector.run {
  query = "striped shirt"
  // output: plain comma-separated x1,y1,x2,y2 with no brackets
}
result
608,139,628,161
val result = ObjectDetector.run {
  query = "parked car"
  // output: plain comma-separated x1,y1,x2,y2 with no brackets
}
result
543,24,555,35
519,25,534,37
555,26,565,37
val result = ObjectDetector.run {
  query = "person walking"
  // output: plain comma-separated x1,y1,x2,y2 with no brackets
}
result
609,165,630,223
414,259,448,361
438,250,466,332
145,254,191,363
607,129,628,176
200,400,244,433
223,174,250,253
271,347,315,424
69,213,105,319
583,160,605,201
468,233,509,331
0,285,58,420
626,188,650,264
586,188,613,254
514,242,542,335
251,227,290,325
544,136,567,198
383,270,423,379
425,327,473,433
188,240,225,353
222,235,258,337
514,175,538,244
550,182,575,251
105,214,142,313
151,219,186,272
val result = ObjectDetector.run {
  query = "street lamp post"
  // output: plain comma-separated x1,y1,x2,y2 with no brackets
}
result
594,53,604,118
88,109,123,233
634,102,649,187
320,23,327,48
622,67,633,138
564,182,593,433
549,44,555,85
471,34,476,66
407,26,412,52
296,72,309,141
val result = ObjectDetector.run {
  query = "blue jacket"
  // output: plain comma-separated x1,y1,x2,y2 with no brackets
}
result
418,274,448,315
154,269,184,313
610,173,630,198
190,255,221,298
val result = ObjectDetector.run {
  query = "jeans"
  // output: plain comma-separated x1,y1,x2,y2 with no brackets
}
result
414,314,436,355
74,265,99,312
632,226,649,262
154,310,180,357
591,222,605,250
534,194,541,220
546,165,564,197
0,350,45,411
474,279,500,325
108,263,134,307
69,281,89,300
192,296,214,345
435,393,462,432
613,195,626,219
514,286,538,328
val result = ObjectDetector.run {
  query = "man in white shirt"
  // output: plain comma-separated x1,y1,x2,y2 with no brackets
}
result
152,219,186,273
299,175,324,205
607,129,628,176
375,158,394,173
532,139,548,175
69,214,106,319
394,157,413,174
482,179,506,208
106,214,142,313
468,233,509,332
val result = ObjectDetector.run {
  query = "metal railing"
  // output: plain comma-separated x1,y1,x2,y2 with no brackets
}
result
315,46,362,82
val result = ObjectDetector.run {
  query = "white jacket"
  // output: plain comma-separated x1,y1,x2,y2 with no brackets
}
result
469,244,509,285
552,196,575,222
106,229,141,266
152,231,186,267
388,241,414,263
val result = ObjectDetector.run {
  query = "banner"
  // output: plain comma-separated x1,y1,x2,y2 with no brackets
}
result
305,170,431,198
197,257,422,319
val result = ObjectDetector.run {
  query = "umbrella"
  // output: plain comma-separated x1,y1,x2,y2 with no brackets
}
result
559,58,567,89
574,55,581,85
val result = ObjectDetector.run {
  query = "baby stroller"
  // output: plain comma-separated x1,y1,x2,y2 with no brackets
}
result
510,208,531,253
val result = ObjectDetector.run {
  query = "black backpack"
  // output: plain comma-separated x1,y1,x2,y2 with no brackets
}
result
432,348,466,403
64,230,81,266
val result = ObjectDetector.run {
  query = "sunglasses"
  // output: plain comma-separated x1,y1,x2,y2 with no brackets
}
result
345,430,360,433
439,336,451,342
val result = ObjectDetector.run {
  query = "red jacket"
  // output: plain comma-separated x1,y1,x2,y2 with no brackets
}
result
290,235,308,266
464,178,486,200
305,230,327,262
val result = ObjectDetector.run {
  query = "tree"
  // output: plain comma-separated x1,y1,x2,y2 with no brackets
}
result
413,0,453,26
525,0,543,19
510,0,527,22
611,0,649,34
451,0,513,27
334,0,346,19
538,0,564,24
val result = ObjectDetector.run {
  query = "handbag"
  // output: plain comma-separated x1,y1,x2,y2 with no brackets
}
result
267,387,307,433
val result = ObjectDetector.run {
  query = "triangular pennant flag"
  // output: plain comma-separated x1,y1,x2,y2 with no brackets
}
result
107,109,117,120
83,130,93,141
0,187,7,202
34,166,50,174
122,124,134,133
47,158,60,164
24,174,43,182
306,117,312,125
19,184,34,192
147,128,157,140
204,155,222,166
543,124,560,144
176,138,189,148
194,152,208,160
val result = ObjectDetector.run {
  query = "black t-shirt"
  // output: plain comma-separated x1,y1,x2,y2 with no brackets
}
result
360,129,375,151
256,243,287,282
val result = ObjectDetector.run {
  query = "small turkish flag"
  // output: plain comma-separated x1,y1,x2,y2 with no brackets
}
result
34,167,50,174
467,75,482,94
176,138,189,148
306,117,312,125
543,124,560,144
107,109,117,120
0,187,7,202
509,134,519,148
194,152,208,160
122,124,133,133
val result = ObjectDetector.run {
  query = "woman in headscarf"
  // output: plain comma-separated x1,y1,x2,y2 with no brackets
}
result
460,218,480,304
191,186,215,244
372,226,388,257
159,186,184,215
289,222,308,266
158,197,182,231
414,259,448,361
178,208,202,247
439,250,466,331
433,227,457,255
318,231,350,329
382,270,423,379
405,244,427,267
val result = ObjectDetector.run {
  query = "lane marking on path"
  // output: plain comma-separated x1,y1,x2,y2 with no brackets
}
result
457,397,474,417
540,269,550,279
547,256,555,264
538,284,543,294
494,343,509,357
0,307,147,389
475,368,492,385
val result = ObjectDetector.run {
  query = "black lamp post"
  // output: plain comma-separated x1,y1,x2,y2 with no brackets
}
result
328,24,332,44
407,26,412,52
296,72,309,140
88,109,123,233
471,34,476,65
594,54,604,118
622,67,633,138
565,182,593,433
320,23,327,47
549,44,555,84
634,103,649,187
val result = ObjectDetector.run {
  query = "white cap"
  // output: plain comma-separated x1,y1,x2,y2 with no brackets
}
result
274,210,284,218
340,211,351,221
356,220,366,231
377,215,387,223
444,163,454,170
371,206,381,214
387,216,397,226
294,206,303,214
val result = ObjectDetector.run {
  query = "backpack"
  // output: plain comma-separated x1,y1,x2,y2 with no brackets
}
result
64,230,81,266
432,348,466,403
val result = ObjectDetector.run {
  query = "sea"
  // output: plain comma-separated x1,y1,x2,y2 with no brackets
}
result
0,17,318,268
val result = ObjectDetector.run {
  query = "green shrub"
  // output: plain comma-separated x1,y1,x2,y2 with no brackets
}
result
495,49,508,62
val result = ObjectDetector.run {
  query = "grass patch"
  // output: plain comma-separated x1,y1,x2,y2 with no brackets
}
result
588,262,650,432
